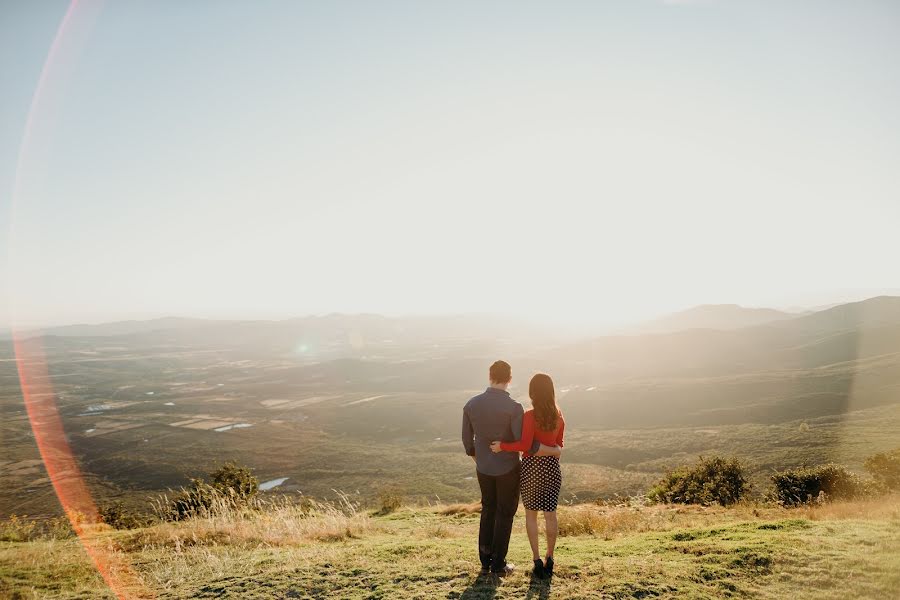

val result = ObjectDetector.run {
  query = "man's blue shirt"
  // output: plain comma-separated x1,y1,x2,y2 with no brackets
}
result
462,387,540,476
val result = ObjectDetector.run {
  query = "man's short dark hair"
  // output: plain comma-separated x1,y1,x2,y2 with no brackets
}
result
489,360,512,384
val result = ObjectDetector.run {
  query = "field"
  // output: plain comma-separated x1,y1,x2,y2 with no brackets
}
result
2,496,899,599
3,346,899,518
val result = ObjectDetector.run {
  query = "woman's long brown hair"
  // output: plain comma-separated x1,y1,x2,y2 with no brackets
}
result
529,373,560,432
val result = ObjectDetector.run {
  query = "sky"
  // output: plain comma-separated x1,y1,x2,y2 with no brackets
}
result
1,0,899,330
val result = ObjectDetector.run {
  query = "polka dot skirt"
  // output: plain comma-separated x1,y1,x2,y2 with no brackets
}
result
521,455,562,512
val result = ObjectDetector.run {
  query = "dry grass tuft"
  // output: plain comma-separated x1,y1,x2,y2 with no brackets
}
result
437,502,481,516
125,493,371,552
557,505,650,538
423,523,453,538
792,494,900,521
556,494,900,538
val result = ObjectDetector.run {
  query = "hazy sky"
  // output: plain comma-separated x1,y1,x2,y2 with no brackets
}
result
2,0,899,329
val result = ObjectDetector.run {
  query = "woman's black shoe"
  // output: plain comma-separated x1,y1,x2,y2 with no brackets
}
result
544,556,554,578
532,559,545,579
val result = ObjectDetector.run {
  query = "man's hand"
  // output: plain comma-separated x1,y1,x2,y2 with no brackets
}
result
490,441,503,453
535,443,561,458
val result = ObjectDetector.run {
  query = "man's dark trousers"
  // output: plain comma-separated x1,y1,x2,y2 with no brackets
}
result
477,462,520,571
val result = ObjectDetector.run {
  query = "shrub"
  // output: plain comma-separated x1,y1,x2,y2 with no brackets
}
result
648,456,749,506
162,478,221,521
210,461,259,501
0,514,38,542
0,515,74,541
161,461,259,521
376,486,403,515
771,464,864,506
99,501,148,530
864,448,900,490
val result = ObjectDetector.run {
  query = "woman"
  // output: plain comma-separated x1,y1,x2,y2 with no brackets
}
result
490,373,564,579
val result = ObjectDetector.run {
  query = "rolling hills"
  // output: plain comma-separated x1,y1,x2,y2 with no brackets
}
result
629,303,798,334
2,297,899,519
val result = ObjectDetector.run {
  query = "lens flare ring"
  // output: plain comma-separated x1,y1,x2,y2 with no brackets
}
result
11,1,153,598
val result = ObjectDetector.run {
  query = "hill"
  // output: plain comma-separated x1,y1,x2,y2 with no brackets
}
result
775,295,900,335
552,296,900,426
631,304,797,334
2,497,898,599
562,296,900,375
7,313,556,348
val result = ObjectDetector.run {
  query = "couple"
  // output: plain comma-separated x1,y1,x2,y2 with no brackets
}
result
461,360,565,580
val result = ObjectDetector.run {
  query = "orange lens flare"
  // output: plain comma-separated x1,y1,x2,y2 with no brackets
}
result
15,335,153,599
12,0,152,597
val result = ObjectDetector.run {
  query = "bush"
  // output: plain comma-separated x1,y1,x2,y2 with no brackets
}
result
99,501,147,530
648,456,749,506
0,514,74,542
163,478,220,521
161,461,259,521
210,461,259,501
864,448,900,490
771,464,864,506
375,487,403,515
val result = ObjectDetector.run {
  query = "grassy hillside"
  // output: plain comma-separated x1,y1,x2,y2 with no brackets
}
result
3,497,898,599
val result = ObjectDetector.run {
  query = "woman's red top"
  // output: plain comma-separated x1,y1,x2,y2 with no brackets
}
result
500,409,564,458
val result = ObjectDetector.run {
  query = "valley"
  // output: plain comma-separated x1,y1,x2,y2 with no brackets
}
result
2,298,900,518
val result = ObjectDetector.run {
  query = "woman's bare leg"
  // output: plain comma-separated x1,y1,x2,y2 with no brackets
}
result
525,509,540,560
544,511,558,558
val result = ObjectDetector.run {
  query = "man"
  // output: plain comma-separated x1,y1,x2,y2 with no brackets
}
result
462,360,561,576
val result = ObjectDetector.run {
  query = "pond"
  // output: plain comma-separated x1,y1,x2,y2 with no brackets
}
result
259,477,289,491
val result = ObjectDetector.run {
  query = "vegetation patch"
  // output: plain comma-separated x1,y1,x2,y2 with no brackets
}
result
865,447,900,490
374,486,403,516
757,519,810,531
771,464,866,505
557,504,645,538
436,502,481,516
157,461,260,521
648,456,749,506
0,514,74,542
99,500,151,530
728,549,773,572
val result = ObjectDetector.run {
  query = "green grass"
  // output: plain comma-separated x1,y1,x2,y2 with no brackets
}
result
3,498,899,599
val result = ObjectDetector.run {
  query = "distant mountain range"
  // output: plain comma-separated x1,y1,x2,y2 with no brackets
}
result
13,316,209,338
550,296,900,427
1,313,560,352
6,297,900,347
562,295,900,373
628,304,799,334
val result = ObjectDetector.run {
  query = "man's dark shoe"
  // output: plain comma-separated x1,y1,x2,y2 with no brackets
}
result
491,563,516,577
478,551,491,575
544,556,554,578
531,559,545,579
